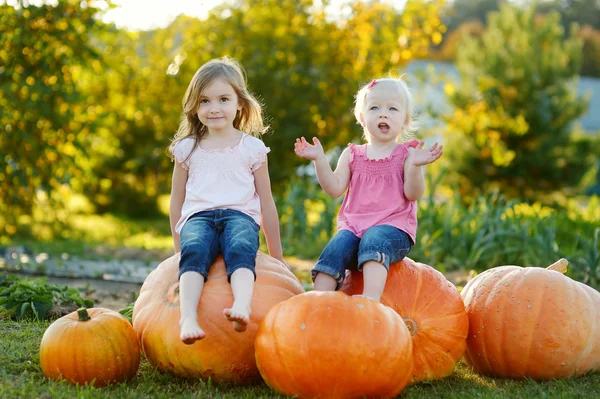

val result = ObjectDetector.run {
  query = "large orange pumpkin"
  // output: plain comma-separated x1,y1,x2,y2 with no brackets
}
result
461,259,600,379
341,257,469,383
132,251,303,383
255,291,413,399
39,308,140,386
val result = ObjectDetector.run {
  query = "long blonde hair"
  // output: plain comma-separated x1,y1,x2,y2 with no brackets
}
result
169,56,267,160
353,76,418,142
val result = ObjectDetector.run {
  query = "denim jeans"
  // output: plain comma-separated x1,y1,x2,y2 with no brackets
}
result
312,224,413,289
179,209,260,282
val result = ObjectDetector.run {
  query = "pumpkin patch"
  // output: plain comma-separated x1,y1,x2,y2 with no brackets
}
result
39,307,140,387
132,251,303,383
461,258,600,379
341,257,469,383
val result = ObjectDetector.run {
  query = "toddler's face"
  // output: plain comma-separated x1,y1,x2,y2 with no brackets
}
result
196,78,241,132
361,85,408,144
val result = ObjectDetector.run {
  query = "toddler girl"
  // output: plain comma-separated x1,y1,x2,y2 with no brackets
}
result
294,77,442,302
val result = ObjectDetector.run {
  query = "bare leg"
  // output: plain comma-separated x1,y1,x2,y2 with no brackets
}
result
358,261,387,302
179,271,206,344
313,272,338,291
223,268,254,332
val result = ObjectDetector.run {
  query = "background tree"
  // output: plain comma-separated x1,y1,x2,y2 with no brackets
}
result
440,4,594,201
79,0,446,214
536,0,600,30
442,0,503,34
0,0,112,236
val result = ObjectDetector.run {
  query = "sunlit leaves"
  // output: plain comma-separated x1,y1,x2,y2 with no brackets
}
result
2,0,446,233
0,0,110,236
441,4,592,200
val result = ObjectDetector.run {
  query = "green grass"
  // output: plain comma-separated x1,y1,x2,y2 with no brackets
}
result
2,320,599,399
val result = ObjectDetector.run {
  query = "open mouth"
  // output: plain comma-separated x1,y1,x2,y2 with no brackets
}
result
378,122,390,133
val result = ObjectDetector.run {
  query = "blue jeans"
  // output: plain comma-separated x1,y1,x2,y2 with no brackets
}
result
312,225,413,289
179,209,260,282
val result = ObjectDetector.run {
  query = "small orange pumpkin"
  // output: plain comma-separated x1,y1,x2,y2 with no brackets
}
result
39,307,140,386
341,257,469,383
255,291,413,399
132,252,303,383
461,259,600,379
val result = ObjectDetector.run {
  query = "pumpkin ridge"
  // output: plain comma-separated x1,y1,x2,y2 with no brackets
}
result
113,316,136,378
574,283,597,372
107,315,131,381
95,315,118,382
478,271,510,373
515,268,547,376
494,272,518,377
406,287,445,315
418,333,459,378
105,319,129,381
419,321,468,341
72,321,83,382
419,312,467,327
204,298,240,348
254,280,301,299
272,302,303,395
487,269,522,375
483,269,524,363
409,265,425,315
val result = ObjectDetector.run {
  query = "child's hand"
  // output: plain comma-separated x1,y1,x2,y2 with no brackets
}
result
407,141,443,166
294,137,325,161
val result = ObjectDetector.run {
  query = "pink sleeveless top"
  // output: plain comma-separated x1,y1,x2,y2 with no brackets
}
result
337,139,420,243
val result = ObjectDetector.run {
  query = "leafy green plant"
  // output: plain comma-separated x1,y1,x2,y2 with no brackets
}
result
572,227,600,287
0,274,94,321
119,301,135,324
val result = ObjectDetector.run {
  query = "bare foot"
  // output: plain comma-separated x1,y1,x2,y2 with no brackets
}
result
353,294,381,303
223,303,251,332
179,318,206,344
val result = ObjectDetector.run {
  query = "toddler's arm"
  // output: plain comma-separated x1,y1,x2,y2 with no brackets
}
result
169,161,188,253
294,137,351,198
404,141,443,201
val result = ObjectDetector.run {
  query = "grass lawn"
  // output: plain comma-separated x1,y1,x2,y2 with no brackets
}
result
2,320,599,399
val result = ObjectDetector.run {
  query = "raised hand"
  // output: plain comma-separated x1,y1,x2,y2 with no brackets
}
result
407,141,443,166
294,137,325,161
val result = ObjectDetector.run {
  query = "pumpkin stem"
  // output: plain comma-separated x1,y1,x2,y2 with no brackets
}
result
77,307,91,321
403,318,418,336
546,258,568,274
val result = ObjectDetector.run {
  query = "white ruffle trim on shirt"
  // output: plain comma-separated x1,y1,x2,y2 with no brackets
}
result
170,138,196,170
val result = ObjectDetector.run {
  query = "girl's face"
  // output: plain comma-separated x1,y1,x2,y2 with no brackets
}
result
360,86,408,145
196,78,241,133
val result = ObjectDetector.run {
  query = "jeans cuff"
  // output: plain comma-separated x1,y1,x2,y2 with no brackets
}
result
227,264,257,283
357,246,392,271
311,262,344,284
179,268,208,282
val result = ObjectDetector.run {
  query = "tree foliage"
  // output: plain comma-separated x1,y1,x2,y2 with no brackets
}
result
1,0,446,233
0,0,111,235
441,5,594,200
438,0,600,77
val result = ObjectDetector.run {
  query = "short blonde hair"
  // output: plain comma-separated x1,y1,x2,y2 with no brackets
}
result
353,77,418,141
169,56,267,160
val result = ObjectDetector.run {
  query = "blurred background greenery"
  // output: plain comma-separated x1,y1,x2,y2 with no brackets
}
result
1,0,599,287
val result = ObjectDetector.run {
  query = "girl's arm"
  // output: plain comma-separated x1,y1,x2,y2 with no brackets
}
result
295,137,351,198
403,141,443,201
254,158,286,266
403,163,425,201
169,161,188,253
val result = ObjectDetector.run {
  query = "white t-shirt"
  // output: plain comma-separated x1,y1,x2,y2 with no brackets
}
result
171,134,270,233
